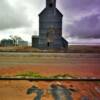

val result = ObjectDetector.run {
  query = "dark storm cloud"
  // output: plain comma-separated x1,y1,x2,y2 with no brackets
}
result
59,0,100,15
58,0,100,38
66,14,100,38
0,0,31,30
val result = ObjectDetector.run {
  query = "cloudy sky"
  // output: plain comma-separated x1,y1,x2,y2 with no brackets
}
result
0,0,100,45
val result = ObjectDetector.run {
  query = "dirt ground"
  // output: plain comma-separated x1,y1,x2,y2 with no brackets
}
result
0,80,100,100
0,52,100,78
0,52,100,100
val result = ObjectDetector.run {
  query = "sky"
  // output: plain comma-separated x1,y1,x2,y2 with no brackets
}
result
0,0,100,45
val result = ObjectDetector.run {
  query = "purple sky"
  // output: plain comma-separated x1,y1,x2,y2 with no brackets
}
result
57,0,100,40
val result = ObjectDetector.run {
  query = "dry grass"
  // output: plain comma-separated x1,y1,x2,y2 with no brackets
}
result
0,45,100,53
68,45,100,53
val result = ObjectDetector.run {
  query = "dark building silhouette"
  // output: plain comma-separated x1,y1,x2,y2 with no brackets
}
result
0,38,28,47
0,39,14,47
32,36,39,48
32,0,68,49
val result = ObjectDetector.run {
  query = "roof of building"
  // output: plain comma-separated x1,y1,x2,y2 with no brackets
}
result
39,8,63,17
